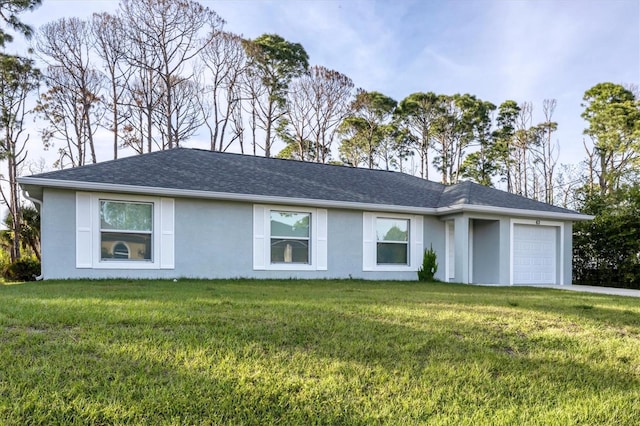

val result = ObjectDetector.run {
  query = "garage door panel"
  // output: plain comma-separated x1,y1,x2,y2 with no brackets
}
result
513,224,557,285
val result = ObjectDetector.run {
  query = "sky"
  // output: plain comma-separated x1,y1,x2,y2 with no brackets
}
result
9,0,640,172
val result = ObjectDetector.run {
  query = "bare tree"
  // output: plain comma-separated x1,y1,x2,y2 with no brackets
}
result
582,137,597,193
35,17,103,167
199,30,246,152
91,12,131,159
121,42,163,154
511,102,534,196
277,83,314,161
553,163,585,210
531,99,558,203
119,0,224,150
156,76,204,147
283,65,353,163
241,68,267,155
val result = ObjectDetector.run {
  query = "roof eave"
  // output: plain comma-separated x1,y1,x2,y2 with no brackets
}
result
436,204,594,221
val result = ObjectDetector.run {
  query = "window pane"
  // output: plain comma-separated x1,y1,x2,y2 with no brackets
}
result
270,211,310,238
271,239,309,263
376,218,408,242
100,201,152,231
101,232,152,261
377,242,408,264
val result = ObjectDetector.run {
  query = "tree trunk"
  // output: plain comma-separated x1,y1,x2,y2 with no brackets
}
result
112,82,119,159
7,151,21,262
264,98,274,157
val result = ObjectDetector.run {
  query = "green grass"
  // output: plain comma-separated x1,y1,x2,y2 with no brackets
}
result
1,280,639,425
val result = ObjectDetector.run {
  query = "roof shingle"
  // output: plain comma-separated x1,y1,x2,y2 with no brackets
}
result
23,148,582,215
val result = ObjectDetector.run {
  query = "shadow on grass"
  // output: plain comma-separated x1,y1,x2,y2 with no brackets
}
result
2,279,639,423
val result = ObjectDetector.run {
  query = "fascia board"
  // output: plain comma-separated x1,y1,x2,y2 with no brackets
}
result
435,204,594,221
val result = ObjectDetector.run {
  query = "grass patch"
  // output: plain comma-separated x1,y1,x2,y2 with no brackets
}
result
1,280,639,425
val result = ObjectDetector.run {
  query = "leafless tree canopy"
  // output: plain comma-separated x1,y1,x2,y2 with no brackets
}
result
119,0,224,150
35,17,104,167
279,66,354,163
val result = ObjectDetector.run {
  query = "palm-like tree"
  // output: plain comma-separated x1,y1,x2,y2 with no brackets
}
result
1,205,40,261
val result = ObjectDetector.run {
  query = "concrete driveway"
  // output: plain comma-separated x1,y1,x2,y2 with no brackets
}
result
537,285,640,298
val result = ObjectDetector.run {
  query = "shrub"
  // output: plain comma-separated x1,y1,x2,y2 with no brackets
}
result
0,249,10,277
3,258,41,282
573,185,640,289
417,246,438,282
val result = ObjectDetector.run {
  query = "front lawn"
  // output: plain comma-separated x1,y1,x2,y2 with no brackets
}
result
1,280,639,425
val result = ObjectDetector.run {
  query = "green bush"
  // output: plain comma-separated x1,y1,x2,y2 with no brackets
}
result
573,184,640,289
3,258,41,282
417,246,438,281
0,249,10,277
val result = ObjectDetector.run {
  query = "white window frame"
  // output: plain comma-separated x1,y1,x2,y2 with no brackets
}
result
76,192,174,270
363,212,423,272
374,217,410,265
269,210,311,265
99,199,154,262
253,204,327,271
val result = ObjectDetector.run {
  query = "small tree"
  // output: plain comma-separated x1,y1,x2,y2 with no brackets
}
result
417,245,438,282
1,205,40,261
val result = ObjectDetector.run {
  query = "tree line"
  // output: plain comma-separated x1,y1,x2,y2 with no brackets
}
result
10,0,637,201
29,0,570,203
0,0,638,286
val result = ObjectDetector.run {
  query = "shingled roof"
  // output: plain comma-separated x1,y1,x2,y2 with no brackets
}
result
19,148,586,218
438,180,577,215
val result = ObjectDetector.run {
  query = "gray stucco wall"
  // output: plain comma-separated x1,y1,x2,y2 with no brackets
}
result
471,219,500,284
41,189,76,279
41,189,445,281
40,188,573,284
563,222,573,285
498,219,512,285
424,216,446,282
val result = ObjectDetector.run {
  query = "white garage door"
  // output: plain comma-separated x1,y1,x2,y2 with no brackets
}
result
513,224,557,285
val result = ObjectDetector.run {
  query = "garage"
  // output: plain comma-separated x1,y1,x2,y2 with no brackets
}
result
513,224,558,285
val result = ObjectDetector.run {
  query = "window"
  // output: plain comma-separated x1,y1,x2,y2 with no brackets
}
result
363,212,423,271
270,211,310,264
100,200,153,261
376,217,409,264
76,193,174,270
253,205,327,271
